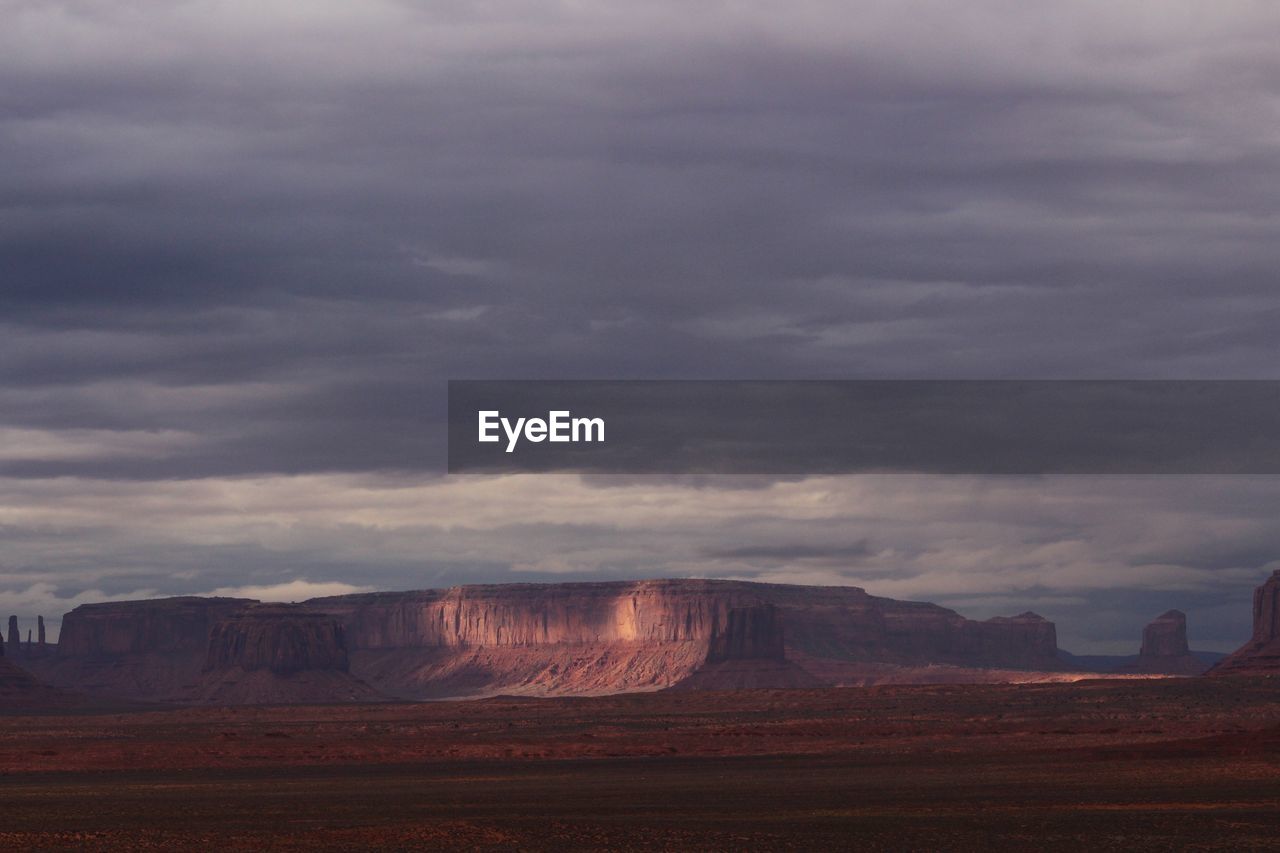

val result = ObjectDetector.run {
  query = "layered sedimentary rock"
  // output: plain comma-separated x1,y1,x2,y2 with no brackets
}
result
309,581,796,698
31,579,1072,703
189,605,385,704
1119,610,1207,676
1212,570,1280,676
706,604,785,663
27,597,386,705
306,580,1064,698
56,597,254,659
204,606,351,675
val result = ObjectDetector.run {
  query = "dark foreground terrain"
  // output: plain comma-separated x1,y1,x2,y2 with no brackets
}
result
3,678,1280,850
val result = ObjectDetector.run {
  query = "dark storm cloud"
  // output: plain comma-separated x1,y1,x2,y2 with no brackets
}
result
5,4,1280,472
4,2,1280,651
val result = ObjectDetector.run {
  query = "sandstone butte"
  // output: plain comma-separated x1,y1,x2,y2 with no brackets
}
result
1118,609,1208,676
25,579,1069,705
10,573,1272,707
1211,569,1280,676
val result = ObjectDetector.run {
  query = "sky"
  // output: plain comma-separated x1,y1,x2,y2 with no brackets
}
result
3,1,1280,653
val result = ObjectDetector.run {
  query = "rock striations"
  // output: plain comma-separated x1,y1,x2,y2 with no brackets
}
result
1212,570,1280,676
189,605,386,704
29,579,1073,703
203,605,351,675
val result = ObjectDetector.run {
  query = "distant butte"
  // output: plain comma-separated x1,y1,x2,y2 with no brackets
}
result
22,574,1272,706
24,579,1079,704
1212,570,1280,676
1119,610,1208,676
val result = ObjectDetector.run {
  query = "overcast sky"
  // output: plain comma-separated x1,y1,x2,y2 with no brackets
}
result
3,1,1280,652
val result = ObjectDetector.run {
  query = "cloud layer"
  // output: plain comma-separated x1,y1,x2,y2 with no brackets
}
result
3,2,1280,652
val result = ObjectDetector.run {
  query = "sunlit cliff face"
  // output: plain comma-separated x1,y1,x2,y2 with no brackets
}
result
315,580,777,647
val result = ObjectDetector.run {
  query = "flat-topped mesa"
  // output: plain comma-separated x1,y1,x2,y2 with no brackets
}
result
304,580,1066,698
22,597,259,702
203,605,350,675
307,580,778,650
56,597,256,659
1212,570,1280,676
28,579,1072,703
307,580,1059,668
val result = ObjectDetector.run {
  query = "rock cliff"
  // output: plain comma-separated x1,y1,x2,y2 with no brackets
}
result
55,597,255,659
29,579,1073,703
203,605,351,675
189,605,385,704
1211,571,1280,676
1118,610,1207,676
307,580,1064,698
27,597,384,705
26,597,252,702
1142,610,1190,658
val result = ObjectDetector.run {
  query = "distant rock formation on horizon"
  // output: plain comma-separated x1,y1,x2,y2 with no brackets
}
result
1211,570,1280,676
1118,610,1208,676
24,579,1072,704
0,625,85,713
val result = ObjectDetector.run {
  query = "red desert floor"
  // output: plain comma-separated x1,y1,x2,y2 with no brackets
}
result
3,677,1280,850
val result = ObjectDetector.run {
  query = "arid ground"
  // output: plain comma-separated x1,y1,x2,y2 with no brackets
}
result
3,678,1280,850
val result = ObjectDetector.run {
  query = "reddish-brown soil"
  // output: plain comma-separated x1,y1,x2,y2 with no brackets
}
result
3,677,1280,849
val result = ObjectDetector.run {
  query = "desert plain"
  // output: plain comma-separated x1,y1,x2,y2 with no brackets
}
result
3,676,1280,851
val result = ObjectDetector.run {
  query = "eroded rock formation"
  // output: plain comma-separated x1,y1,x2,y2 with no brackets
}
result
189,605,385,704
203,606,351,675
310,580,1064,698
55,597,254,659
1119,610,1207,676
25,597,255,701
1143,610,1189,657
28,579,1073,703
1212,570,1280,676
